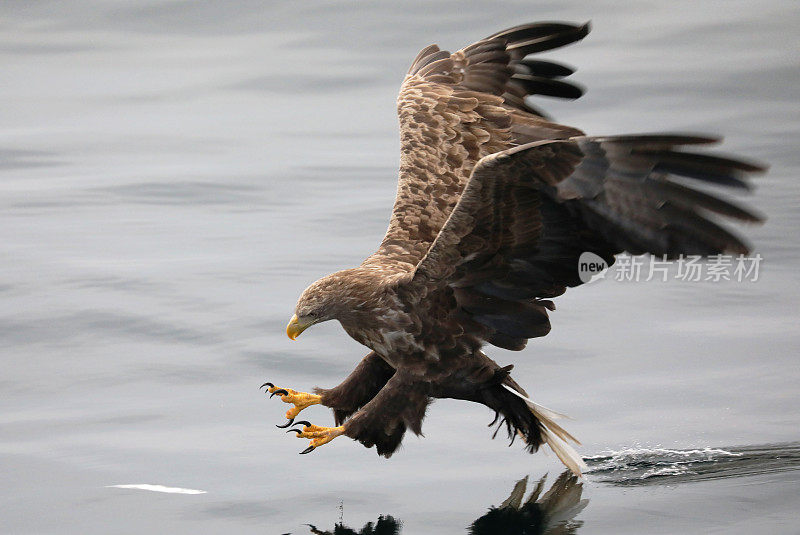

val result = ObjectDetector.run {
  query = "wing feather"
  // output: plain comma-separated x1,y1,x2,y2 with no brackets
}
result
402,135,765,349
363,22,590,275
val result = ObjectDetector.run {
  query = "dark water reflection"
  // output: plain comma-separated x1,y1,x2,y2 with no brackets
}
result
304,471,586,535
305,516,401,535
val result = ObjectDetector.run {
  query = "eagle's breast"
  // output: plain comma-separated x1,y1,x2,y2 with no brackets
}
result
342,291,430,369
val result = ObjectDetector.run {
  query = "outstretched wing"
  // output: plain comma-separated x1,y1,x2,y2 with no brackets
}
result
402,135,765,350
362,22,590,274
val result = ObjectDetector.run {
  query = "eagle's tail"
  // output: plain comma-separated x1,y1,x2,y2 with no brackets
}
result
500,383,587,477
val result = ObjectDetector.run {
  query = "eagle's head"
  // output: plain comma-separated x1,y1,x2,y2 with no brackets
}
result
287,269,376,340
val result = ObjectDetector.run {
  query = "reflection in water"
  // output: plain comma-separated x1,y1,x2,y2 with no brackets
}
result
305,515,401,535
298,443,800,533
303,471,587,535
469,472,587,535
585,442,800,486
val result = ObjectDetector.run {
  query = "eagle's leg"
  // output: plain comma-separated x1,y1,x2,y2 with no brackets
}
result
261,383,321,426
313,351,396,425
263,352,392,429
286,371,428,457
340,371,430,457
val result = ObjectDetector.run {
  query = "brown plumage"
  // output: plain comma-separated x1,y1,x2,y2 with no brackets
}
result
279,21,765,475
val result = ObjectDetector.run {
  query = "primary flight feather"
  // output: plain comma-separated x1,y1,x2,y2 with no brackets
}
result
264,21,765,476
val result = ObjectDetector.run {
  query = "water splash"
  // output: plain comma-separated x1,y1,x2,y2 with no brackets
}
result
583,442,800,486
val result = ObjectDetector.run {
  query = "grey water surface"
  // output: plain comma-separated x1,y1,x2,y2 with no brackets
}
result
2,1,799,534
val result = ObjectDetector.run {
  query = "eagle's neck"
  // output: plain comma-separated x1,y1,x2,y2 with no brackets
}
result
333,267,419,359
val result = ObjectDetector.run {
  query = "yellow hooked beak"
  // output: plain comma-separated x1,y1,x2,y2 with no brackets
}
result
286,314,314,340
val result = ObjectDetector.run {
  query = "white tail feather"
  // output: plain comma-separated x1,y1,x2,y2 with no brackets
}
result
502,384,588,477
542,428,587,477
502,384,572,420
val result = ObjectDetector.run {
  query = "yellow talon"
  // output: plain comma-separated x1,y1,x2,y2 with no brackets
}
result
291,423,345,451
267,385,321,420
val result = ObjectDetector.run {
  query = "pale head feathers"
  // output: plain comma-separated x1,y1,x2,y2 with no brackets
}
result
294,268,398,327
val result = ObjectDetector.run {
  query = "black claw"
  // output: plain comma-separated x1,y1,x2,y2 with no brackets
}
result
294,420,312,428
287,428,303,435
275,418,295,429
260,382,275,390
299,446,316,454
270,389,289,398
